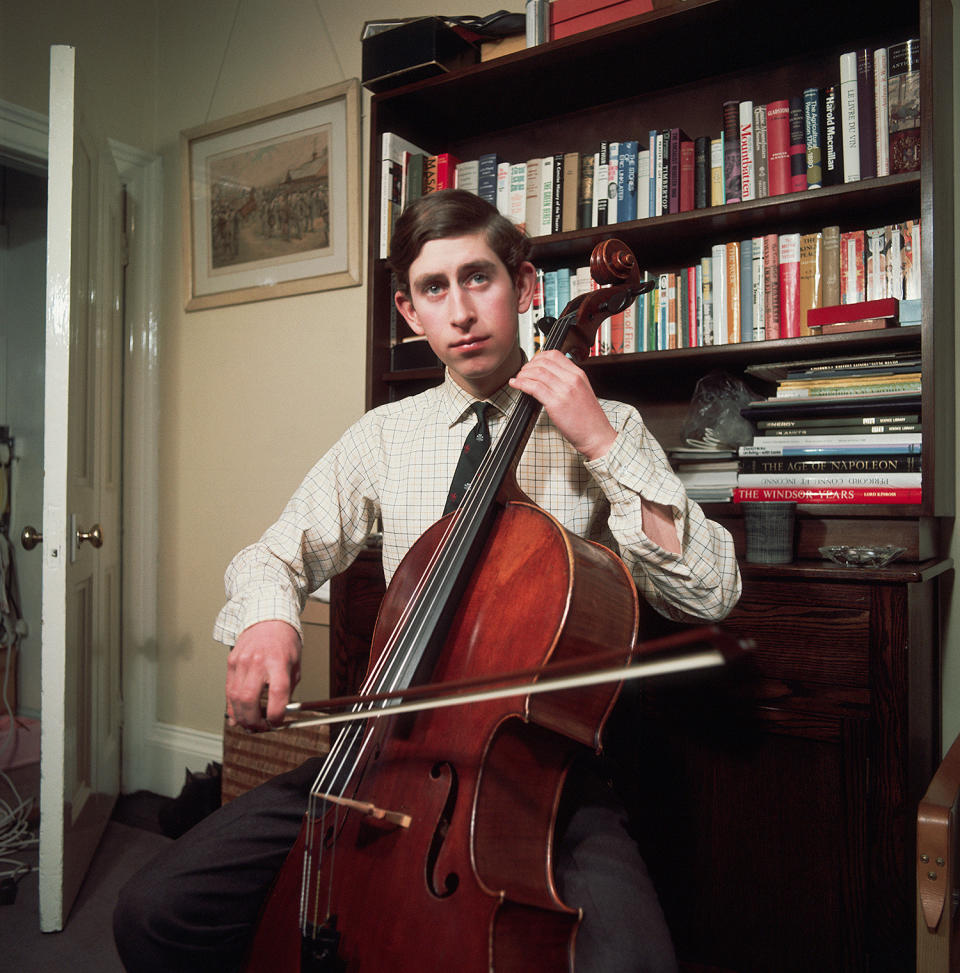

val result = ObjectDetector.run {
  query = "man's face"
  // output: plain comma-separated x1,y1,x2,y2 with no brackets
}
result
395,232,536,399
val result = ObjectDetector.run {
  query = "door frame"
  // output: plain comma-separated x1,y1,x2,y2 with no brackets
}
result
0,97,163,793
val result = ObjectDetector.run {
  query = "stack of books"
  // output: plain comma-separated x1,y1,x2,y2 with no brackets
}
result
734,352,922,504
668,446,739,503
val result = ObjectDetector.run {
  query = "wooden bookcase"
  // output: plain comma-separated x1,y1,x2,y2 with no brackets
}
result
355,1,956,969
365,0,955,559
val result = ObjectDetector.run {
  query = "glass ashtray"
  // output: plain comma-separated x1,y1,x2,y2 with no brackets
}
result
819,545,906,568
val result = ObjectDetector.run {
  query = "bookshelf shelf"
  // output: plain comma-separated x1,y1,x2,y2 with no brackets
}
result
357,2,955,969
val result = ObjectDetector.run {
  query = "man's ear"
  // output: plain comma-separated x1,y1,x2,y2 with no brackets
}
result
515,261,537,313
395,290,424,336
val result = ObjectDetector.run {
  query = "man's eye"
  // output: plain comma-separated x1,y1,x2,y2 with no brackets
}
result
468,273,488,285
424,282,444,296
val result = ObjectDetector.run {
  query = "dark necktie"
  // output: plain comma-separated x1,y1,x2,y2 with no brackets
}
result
443,402,491,515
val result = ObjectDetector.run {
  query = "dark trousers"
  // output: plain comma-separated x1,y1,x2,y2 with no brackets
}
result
114,756,677,973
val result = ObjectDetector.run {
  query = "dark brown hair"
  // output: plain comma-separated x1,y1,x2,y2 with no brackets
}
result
388,189,532,296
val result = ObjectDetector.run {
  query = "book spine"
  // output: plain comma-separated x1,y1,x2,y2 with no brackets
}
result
733,486,921,503
679,139,695,213
753,432,921,446
887,38,921,173
509,163,527,231
788,96,807,193
778,233,801,338
740,442,921,456
840,230,866,303
856,48,877,180
540,156,554,236
455,159,479,194
752,237,765,341
496,162,511,218
900,219,921,300
700,256,714,345
710,136,725,206
822,225,841,306
865,227,886,300
753,103,768,198
435,153,459,190
722,101,742,203
578,154,594,229
803,87,824,189
762,233,780,340
840,51,861,182
607,142,619,225
595,143,609,226
766,100,791,196
712,244,727,344
725,242,740,343
822,85,844,185
694,136,710,209
740,455,921,474
478,153,499,207
636,149,651,220
562,151,580,231
740,239,753,342
739,101,756,200
658,131,669,216
737,472,922,488
798,231,823,336
620,140,638,223
874,47,890,177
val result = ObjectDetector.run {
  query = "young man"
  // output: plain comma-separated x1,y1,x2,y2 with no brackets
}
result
114,190,741,973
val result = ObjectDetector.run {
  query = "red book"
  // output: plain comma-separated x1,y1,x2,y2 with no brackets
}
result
687,265,698,346
807,297,899,328
433,153,460,190
778,233,801,337
679,140,696,213
766,100,791,196
733,486,921,504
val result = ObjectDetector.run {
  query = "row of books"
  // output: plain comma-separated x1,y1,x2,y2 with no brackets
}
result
732,355,922,504
378,39,920,253
526,222,920,357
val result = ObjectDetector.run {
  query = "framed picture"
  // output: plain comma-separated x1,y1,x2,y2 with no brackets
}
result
181,79,361,310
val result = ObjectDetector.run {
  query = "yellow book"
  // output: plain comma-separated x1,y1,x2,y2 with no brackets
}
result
799,231,823,335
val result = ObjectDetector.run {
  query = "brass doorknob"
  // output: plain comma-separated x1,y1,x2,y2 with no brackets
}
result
21,525,42,550
76,523,103,548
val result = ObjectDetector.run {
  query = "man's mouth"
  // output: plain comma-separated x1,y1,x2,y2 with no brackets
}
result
451,336,487,352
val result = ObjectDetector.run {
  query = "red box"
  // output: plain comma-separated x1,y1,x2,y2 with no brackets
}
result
550,0,655,40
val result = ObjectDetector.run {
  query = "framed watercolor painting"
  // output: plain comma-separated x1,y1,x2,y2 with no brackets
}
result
181,79,361,310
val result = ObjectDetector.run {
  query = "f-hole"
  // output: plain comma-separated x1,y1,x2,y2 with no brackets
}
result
426,761,460,898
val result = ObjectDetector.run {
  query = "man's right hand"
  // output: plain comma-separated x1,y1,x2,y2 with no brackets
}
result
226,620,302,730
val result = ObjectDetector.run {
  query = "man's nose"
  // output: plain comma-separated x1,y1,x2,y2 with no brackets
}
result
448,286,476,328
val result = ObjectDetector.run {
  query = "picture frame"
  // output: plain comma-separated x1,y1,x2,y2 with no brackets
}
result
181,79,361,310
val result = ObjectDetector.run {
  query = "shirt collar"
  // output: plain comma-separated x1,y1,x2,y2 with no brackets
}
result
440,368,524,427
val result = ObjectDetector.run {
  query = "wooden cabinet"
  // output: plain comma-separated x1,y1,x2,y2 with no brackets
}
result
628,559,949,971
365,0,955,547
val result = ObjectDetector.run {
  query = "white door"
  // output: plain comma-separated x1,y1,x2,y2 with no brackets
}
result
39,44,125,932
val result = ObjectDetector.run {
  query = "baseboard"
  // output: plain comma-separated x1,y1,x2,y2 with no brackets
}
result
126,721,223,799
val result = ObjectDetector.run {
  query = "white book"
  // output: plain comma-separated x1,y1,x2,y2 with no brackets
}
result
636,149,651,219
738,472,921,488
840,51,861,182
752,236,765,340
752,432,921,447
379,132,427,258
525,159,542,236
622,299,637,353
874,47,890,177
654,132,665,216
540,157,554,237
455,159,479,194
508,163,527,230
739,101,756,200
711,244,727,345
496,162,511,217
607,142,619,224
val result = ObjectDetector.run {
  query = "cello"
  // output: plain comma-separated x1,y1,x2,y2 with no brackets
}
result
244,238,721,971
